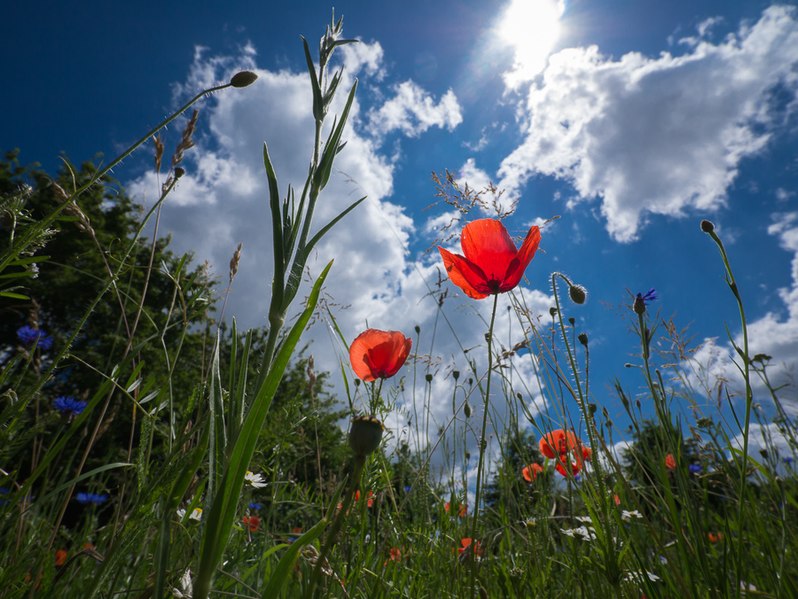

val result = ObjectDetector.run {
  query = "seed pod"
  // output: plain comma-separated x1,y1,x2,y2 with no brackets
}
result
230,71,258,88
348,415,384,457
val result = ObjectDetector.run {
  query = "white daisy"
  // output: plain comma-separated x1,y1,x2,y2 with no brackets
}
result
245,471,267,488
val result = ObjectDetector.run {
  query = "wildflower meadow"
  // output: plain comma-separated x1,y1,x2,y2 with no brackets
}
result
2,14,797,599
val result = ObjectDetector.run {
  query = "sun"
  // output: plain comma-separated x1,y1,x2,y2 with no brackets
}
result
496,0,564,83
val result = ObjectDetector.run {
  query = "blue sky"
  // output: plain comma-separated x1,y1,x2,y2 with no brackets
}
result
3,1,798,472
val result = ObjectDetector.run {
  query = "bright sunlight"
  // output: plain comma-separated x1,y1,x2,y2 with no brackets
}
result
496,0,564,86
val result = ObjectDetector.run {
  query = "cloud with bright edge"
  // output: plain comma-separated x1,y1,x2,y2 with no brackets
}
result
127,37,553,479
498,5,798,242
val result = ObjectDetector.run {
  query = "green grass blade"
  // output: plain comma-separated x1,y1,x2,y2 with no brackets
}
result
261,517,327,598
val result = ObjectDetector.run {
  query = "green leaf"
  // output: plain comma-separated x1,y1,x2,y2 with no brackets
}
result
313,81,357,193
194,261,333,599
302,36,324,122
261,518,327,598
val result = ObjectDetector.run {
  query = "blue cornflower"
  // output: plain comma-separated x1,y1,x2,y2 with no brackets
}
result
53,396,87,417
248,502,263,510
16,325,53,351
688,463,702,475
403,485,412,493
783,456,794,466
633,288,657,315
75,492,108,506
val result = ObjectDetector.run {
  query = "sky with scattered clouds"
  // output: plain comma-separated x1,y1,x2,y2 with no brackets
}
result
3,0,798,481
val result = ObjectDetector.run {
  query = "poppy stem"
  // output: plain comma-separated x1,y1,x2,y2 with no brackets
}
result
470,293,499,556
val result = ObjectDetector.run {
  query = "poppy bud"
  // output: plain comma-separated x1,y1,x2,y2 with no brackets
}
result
349,415,384,457
549,307,558,317
568,317,575,326
588,403,597,415
464,401,472,418
230,71,258,88
452,370,460,380
425,373,433,383
700,219,715,233
578,333,588,346
414,325,421,334
174,166,185,178
569,284,587,305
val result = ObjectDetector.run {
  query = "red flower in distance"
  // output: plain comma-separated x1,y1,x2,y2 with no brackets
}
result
242,515,261,532
438,219,541,299
539,429,580,458
664,453,677,471
349,329,412,382
539,429,592,477
522,463,544,482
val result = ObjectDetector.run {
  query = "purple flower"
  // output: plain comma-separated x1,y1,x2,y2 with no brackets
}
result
16,325,53,351
688,463,702,475
53,396,87,417
633,288,657,315
75,492,108,506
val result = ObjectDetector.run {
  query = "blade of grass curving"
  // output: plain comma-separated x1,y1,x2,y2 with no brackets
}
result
261,518,327,598
264,142,285,309
194,261,333,599
304,195,367,255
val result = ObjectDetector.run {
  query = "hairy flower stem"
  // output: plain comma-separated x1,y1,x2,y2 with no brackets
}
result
704,226,752,592
470,294,498,550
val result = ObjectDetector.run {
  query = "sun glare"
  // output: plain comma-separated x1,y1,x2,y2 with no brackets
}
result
496,0,564,83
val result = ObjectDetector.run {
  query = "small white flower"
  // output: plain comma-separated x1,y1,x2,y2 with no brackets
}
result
171,568,193,597
623,570,661,583
177,507,203,521
575,515,593,524
621,509,643,521
245,471,267,488
560,526,597,541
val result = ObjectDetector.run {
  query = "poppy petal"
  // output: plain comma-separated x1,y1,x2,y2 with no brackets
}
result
461,219,518,284
350,329,412,381
438,246,491,299
502,226,541,290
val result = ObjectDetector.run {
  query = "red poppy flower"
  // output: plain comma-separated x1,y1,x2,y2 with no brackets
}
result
458,537,483,557
438,219,541,299
613,494,621,506
349,329,412,382
707,532,723,544
55,549,68,567
354,489,375,508
242,515,261,532
522,463,544,482
539,429,592,477
388,547,402,562
664,453,677,471
444,501,467,517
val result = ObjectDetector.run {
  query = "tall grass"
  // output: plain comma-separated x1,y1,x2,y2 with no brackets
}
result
1,14,796,599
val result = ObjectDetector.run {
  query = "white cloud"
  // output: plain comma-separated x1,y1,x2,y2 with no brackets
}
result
366,81,462,138
127,39,548,477
498,5,798,242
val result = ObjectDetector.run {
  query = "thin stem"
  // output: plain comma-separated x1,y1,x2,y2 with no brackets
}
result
470,293,499,540
704,227,752,596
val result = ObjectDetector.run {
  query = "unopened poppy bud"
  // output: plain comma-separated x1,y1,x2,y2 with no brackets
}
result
569,284,587,305
578,333,588,346
700,219,715,233
588,403,597,415
230,71,258,88
452,370,460,380
568,317,575,326
464,401,472,418
414,325,421,334
425,373,433,383
549,307,558,317
349,415,384,457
